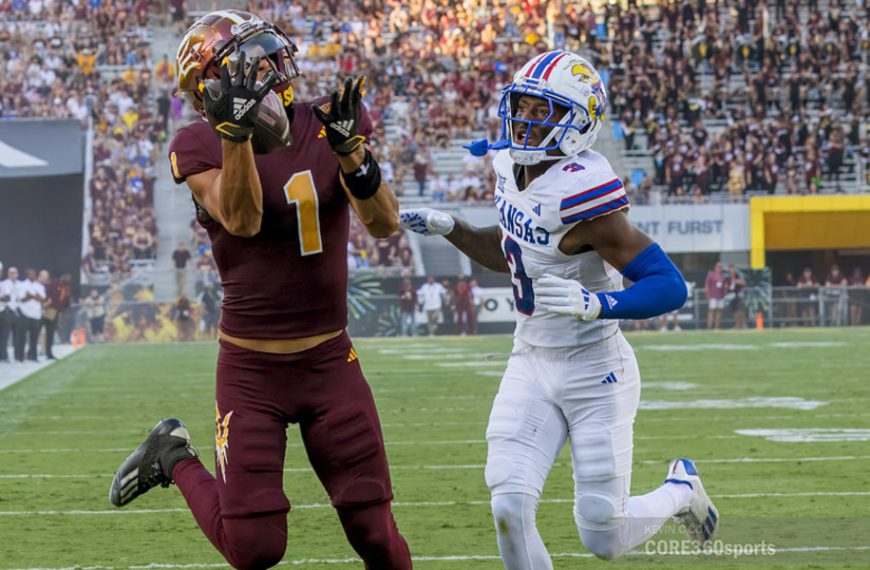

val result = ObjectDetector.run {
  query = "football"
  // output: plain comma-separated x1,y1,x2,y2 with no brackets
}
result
202,81,291,154
250,89,292,154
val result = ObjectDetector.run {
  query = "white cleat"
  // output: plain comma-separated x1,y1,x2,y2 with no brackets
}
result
665,458,719,545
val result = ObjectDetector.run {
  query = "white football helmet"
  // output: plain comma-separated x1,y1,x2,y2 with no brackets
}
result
498,50,608,165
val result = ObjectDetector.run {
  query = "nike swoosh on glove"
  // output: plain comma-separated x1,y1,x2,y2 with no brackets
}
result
535,275,602,321
399,208,455,236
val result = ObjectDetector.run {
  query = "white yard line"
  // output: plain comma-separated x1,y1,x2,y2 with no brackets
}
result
2,491,869,516
3,546,869,569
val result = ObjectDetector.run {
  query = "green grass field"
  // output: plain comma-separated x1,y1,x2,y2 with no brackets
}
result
1,329,869,569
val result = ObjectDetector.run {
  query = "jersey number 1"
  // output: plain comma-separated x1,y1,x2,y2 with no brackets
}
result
283,171,323,256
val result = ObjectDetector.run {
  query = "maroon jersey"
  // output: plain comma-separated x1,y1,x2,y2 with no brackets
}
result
168,99,372,339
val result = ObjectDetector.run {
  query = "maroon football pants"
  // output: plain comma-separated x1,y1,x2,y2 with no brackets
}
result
173,332,411,569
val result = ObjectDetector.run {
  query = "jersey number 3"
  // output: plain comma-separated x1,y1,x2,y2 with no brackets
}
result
284,171,323,256
503,235,534,316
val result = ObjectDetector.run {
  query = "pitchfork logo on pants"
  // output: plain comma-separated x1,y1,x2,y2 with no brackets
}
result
215,403,234,483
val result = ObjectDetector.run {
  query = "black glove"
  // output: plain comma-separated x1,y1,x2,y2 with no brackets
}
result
312,76,367,156
203,52,277,142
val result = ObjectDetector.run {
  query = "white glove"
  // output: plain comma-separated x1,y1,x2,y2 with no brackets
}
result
399,208,455,236
535,275,602,321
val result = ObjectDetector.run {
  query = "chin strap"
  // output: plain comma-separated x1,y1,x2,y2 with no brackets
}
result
462,138,510,157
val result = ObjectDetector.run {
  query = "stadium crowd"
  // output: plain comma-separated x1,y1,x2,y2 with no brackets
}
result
607,0,870,199
4,0,870,290
243,0,870,201
1,0,161,284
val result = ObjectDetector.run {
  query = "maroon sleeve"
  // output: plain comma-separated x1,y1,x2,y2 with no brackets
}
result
359,102,373,140
168,124,221,184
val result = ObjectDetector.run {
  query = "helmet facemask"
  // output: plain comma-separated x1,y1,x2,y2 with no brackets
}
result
206,27,300,105
498,85,593,166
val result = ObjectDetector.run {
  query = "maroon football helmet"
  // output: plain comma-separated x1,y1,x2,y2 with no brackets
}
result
176,10,300,116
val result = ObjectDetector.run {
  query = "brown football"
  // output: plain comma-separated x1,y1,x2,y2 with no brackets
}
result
203,81,292,154
251,90,292,154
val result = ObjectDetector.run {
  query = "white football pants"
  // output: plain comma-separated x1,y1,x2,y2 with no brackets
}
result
485,332,691,567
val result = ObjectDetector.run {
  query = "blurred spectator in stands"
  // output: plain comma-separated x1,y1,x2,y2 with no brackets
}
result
398,277,417,337
724,264,747,329
83,289,106,343
169,0,186,34
154,54,175,88
0,263,12,363
417,276,445,337
199,283,221,340
454,275,475,335
849,268,865,327
797,267,819,326
20,268,45,361
172,242,191,297
173,294,195,342
705,261,726,330
413,150,431,197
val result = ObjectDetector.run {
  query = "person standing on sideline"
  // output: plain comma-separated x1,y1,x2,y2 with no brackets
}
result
83,289,107,343
401,50,716,567
199,283,221,339
5,267,25,361
848,268,865,326
172,242,192,297
724,264,746,329
40,270,69,359
0,262,14,362
19,269,45,361
705,261,725,329
454,275,475,335
417,276,445,336
471,278,483,328
398,277,417,337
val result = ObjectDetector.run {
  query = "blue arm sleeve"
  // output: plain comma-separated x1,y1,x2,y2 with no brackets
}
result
596,243,688,320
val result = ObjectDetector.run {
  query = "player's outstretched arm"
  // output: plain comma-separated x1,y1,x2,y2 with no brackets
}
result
400,208,509,273
314,76,399,238
536,211,687,320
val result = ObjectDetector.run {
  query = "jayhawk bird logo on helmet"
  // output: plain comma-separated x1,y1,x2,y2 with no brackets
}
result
497,50,608,165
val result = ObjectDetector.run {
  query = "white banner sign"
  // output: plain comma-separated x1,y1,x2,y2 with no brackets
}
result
627,204,750,253
460,204,750,253
477,287,518,323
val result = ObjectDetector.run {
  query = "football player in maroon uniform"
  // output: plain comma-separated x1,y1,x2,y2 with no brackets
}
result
109,10,412,570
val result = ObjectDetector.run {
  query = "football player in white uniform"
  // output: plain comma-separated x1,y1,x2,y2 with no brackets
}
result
401,51,719,567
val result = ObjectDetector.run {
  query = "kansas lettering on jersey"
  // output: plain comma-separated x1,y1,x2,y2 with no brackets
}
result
168,98,373,339
493,149,628,348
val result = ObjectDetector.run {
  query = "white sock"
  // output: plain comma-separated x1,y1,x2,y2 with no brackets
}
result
491,493,553,570
579,483,693,560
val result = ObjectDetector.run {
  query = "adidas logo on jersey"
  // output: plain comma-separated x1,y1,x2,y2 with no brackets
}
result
347,347,359,363
532,203,542,216
233,97,256,120
331,119,354,137
605,294,618,309
601,372,618,384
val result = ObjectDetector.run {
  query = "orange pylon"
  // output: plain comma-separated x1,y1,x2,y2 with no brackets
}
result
80,328,88,347
71,329,79,349
755,312,764,331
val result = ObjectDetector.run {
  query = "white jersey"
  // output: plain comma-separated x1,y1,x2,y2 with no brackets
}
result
493,149,629,348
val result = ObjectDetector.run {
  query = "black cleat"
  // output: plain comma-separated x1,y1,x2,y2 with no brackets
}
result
109,418,197,507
